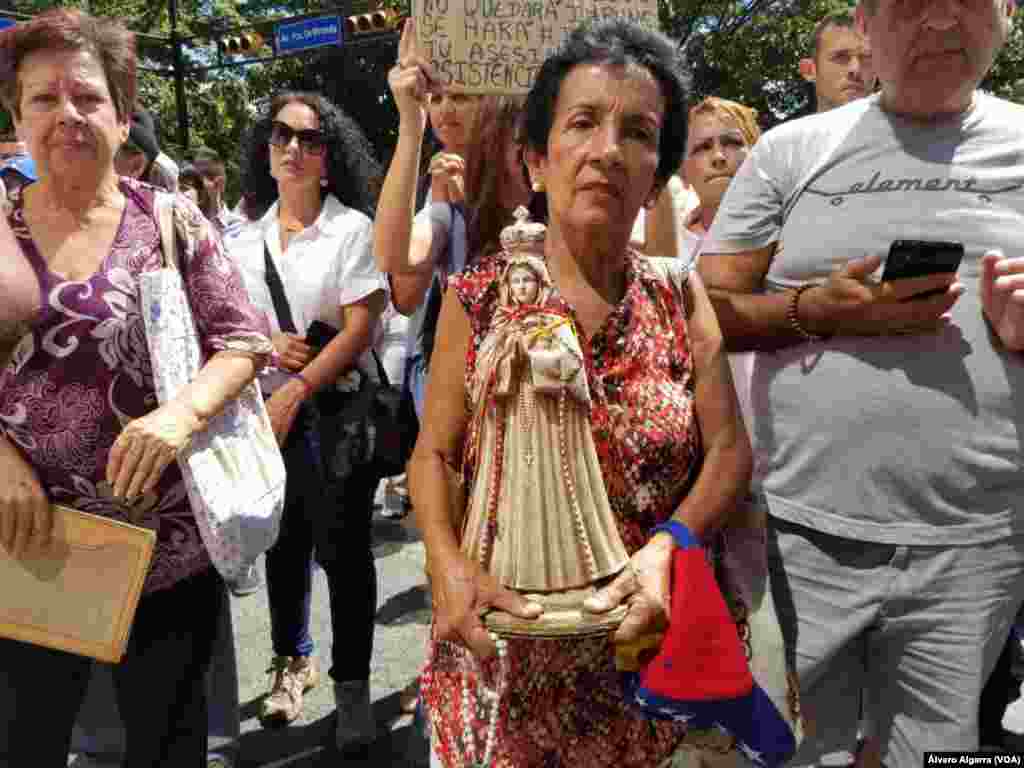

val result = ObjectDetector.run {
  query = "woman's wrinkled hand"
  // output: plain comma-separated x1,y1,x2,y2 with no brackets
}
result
106,400,205,500
429,152,466,204
272,332,315,373
0,444,52,558
429,549,543,659
266,378,307,446
388,20,438,125
583,532,675,644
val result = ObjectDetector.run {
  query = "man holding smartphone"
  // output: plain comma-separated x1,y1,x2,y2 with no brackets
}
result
700,0,1024,765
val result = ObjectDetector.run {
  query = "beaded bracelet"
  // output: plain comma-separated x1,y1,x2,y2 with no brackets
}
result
650,520,699,549
787,284,826,342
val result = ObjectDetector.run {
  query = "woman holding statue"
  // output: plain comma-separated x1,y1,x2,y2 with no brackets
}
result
409,18,754,768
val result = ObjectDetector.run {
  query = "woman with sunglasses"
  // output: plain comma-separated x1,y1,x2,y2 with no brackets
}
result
229,92,388,753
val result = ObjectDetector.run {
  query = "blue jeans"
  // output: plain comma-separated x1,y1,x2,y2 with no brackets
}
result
265,403,380,682
405,353,427,421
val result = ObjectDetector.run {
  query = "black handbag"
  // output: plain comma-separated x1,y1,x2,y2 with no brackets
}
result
311,333,417,484
263,246,415,486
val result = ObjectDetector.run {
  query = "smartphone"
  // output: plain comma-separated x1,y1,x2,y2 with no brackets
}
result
305,320,338,351
881,240,964,299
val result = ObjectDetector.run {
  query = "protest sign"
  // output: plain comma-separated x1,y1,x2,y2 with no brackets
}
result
412,0,658,94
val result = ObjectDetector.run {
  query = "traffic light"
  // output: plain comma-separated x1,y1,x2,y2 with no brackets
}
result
345,8,401,37
216,31,266,56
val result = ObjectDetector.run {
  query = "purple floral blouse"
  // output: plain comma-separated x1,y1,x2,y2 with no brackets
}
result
0,178,272,593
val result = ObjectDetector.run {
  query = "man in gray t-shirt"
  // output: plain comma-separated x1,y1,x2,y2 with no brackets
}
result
701,0,1024,764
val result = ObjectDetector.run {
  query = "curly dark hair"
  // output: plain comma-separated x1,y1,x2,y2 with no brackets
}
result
239,91,382,221
524,19,689,192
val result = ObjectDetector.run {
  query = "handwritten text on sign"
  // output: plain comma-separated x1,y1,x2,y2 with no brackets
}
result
413,0,658,94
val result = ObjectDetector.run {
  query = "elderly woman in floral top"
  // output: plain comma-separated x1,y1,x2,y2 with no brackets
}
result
409,18,753,768
0,9,272,767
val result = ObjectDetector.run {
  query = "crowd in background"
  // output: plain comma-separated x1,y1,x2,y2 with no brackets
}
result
2,2,1024,768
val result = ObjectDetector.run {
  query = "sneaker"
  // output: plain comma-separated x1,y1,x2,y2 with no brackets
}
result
260,655,320,725
207,754,235,768
334,679,376,752
227,561,263,597
67,756,119,768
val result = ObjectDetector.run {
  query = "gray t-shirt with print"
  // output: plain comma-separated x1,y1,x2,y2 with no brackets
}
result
705,92,1024,546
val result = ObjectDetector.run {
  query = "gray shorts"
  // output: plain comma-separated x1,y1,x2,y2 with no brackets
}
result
768,517,1024,767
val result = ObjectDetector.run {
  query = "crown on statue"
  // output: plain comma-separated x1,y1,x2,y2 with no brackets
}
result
500,205,546,255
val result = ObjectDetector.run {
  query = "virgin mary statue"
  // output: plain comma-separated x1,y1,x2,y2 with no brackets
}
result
459,207,629,637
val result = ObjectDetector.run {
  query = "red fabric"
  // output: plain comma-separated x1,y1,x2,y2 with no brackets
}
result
639,548,753,701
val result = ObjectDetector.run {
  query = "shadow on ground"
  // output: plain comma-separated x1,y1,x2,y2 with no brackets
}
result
371,516,423,560
376,584,431,627
237,692,428,767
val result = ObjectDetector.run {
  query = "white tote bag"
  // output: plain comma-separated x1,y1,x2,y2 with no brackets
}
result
140,192,285,581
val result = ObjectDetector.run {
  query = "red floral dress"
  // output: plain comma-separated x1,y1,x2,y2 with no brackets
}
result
421,250,703,768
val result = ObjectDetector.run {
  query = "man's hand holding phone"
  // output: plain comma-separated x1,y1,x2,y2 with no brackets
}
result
797,250,963,337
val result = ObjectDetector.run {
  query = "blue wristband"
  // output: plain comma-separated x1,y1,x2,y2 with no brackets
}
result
650,520,698,549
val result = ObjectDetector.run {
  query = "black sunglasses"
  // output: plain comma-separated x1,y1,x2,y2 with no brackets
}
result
269,121,328,156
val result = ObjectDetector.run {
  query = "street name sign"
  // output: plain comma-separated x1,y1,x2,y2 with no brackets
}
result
275,15,343,54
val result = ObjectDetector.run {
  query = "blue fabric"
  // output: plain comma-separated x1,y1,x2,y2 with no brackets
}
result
406,352,427,421
0,153,36,182
626,674,797,767
650,520,699,549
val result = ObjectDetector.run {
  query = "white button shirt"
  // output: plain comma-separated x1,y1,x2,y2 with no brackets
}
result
229,194,388,389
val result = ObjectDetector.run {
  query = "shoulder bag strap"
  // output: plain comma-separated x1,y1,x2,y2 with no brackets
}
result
263,242,298,334
155,193,177,272
263,238,389,387
371,349,391,389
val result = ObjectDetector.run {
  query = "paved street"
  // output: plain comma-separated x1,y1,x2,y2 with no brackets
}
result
231,502,432,767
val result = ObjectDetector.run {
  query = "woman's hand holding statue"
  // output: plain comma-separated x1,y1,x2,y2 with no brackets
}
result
106,400,205,501
584,531,675,644
430,549,543,660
